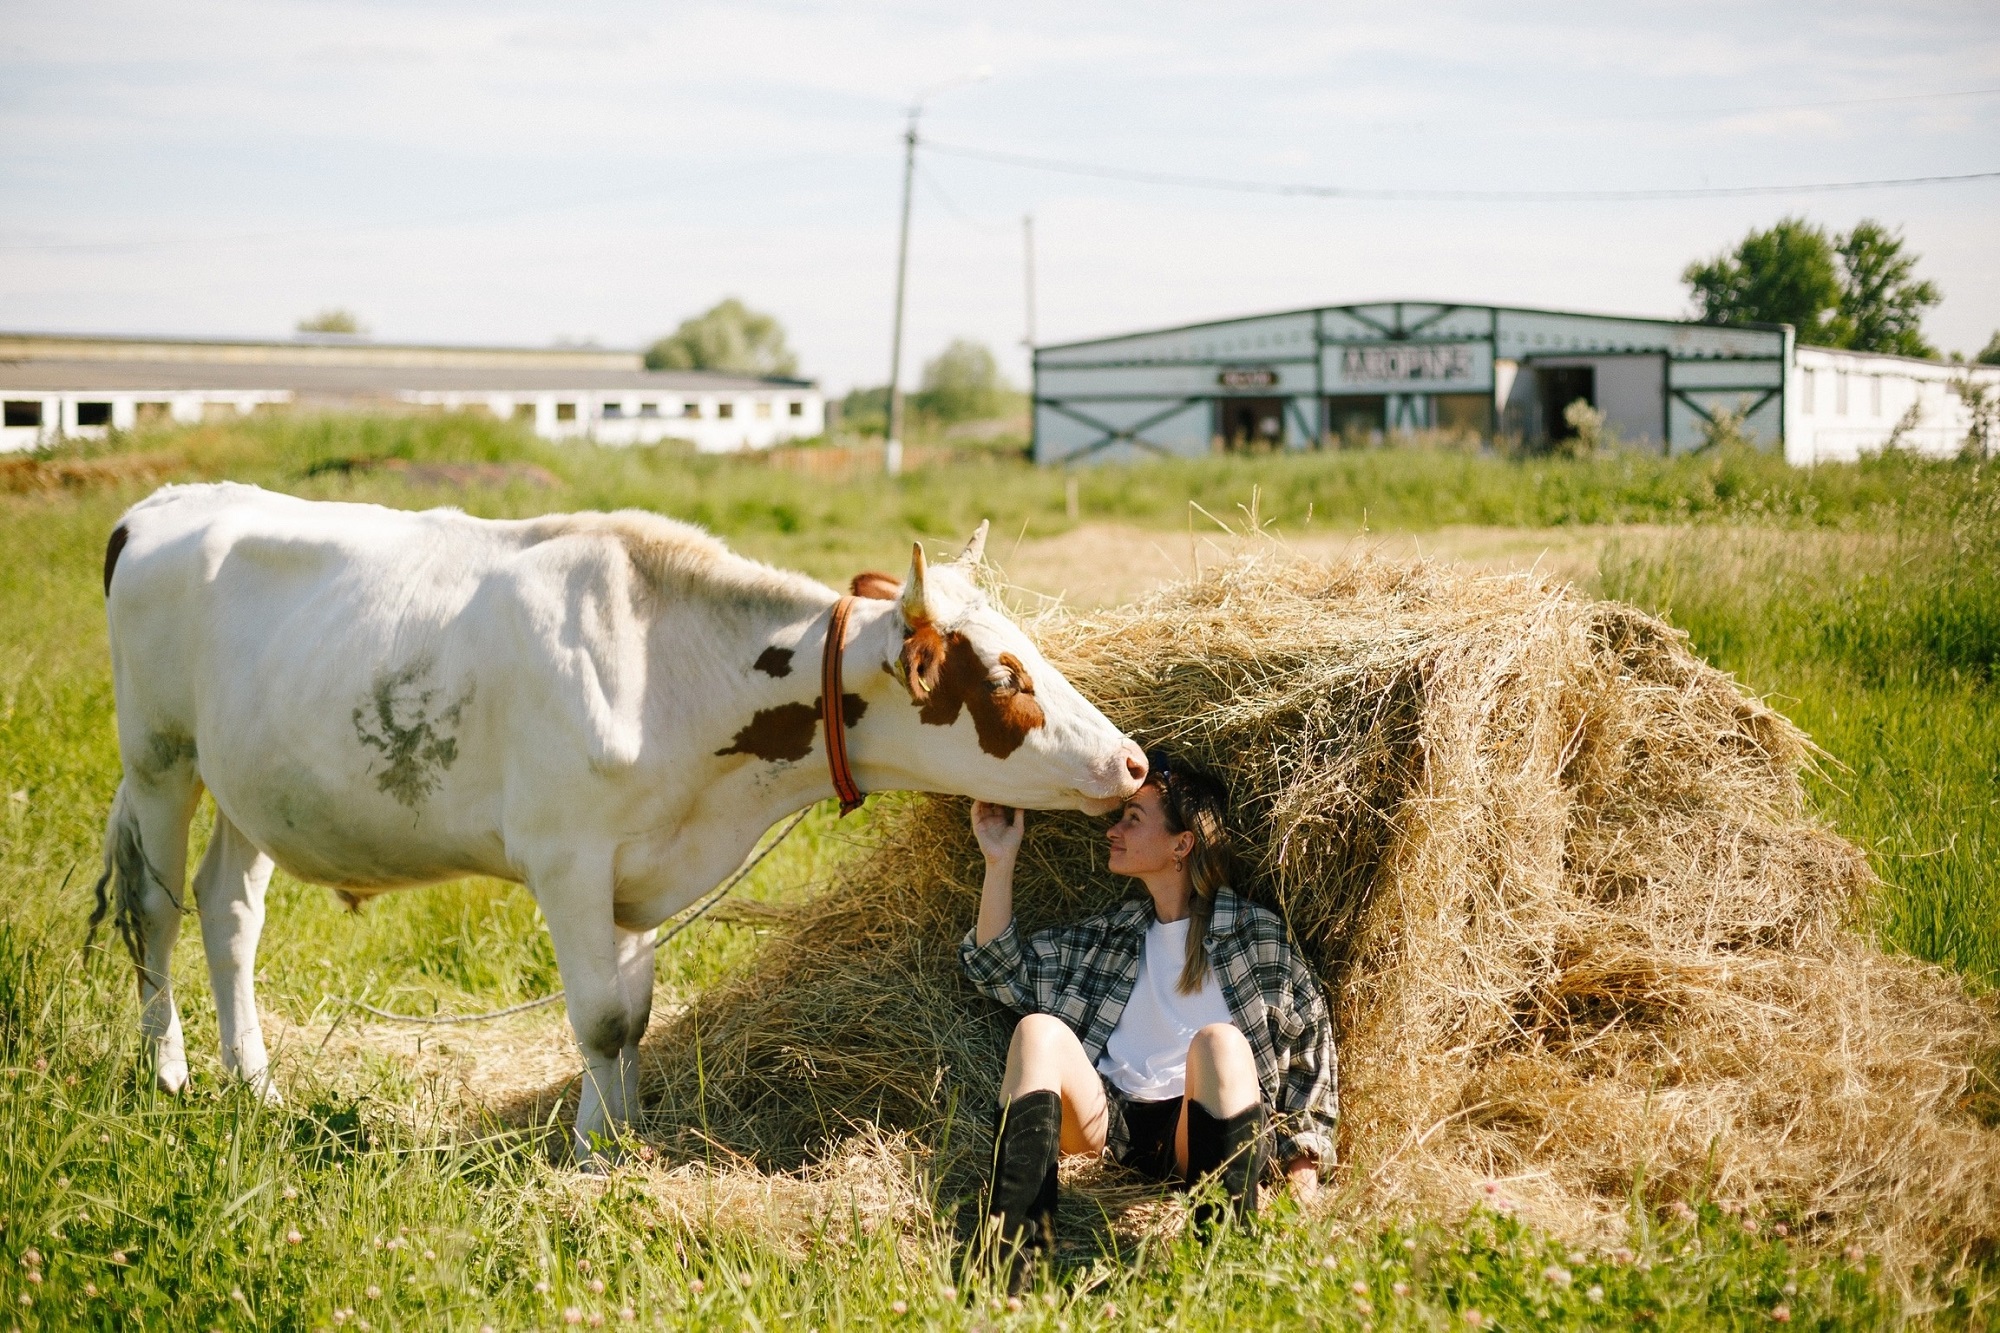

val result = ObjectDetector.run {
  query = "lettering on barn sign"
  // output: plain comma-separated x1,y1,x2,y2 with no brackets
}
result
1341,345,1475,383
1217,367,1280,390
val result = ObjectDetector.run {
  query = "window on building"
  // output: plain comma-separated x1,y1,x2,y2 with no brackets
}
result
136,402,171,426
639,401,660,418
788,399,804,418
602,401,624,419
682,401,702,418
3,401,42,428
555,402,577,422
754,399,772,420
76,402,113,427
513,402,537,421
717,401,734,419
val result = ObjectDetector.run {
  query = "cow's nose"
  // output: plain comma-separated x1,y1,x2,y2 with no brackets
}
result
1115,740,1147,793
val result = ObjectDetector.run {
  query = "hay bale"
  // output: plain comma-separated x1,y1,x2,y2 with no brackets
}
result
640,553,2000,1271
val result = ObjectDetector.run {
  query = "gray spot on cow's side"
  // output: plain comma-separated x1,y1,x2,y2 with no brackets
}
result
352,659,473,811
143,727,197,777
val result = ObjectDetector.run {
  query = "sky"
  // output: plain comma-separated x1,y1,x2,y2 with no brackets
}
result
3,1,1998,393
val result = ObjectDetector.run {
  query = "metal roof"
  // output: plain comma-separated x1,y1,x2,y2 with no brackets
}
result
0,360,816,395
1034,300,1790,354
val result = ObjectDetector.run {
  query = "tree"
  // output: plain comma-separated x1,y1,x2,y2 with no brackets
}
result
1975,330,2000,366
1836,220,1939,358
1682,217,1943,356
838,385,890,436
645,299,798,376
1683,217,1843,343
911,339,1012,422
297,308,365,335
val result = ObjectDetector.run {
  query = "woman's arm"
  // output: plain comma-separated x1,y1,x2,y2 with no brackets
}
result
971,801,1024,946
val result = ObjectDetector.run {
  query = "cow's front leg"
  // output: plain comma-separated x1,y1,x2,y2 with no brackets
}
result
192,813,280,1102
613,925,656,1124
536,856,637,1167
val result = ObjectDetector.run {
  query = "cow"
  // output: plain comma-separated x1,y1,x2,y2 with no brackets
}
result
91,482,1146,1161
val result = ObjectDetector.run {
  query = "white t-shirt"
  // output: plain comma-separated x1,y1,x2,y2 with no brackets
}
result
1095,917,1236,1100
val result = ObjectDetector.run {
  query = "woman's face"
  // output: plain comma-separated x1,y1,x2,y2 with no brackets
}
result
1106,784,1190,878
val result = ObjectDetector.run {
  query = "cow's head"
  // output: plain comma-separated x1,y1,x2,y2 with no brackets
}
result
848,523,1146,813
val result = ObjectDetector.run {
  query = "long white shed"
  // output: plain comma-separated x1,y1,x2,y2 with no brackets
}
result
0,332,824,454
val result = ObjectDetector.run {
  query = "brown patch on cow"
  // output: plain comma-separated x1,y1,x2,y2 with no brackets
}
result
916,634,1046,759
850,571,900,600
753,646,794,678
103,523,129,597
714,694,871,763
900,620,949,703
716,702,820,763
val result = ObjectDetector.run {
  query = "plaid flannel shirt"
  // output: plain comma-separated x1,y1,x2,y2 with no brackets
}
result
959,888,1337,1169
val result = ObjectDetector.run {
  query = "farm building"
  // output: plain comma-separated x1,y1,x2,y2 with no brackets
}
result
1032,301,2000,466
0,331,824,454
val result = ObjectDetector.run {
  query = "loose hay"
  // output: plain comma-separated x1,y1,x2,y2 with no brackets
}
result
639,552,2000,1277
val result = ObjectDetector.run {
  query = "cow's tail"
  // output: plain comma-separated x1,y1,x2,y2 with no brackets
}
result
85,780,152,968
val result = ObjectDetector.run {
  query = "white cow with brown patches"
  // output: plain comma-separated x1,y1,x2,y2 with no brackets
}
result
92,482,1145,1160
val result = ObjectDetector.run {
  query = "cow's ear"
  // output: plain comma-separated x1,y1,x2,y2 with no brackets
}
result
957,519,989,566
900,620,947,703
897,542,932,627
850,571,901,601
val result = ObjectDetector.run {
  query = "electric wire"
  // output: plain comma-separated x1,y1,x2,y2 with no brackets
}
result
338,804,812,1020
923,140,2000,203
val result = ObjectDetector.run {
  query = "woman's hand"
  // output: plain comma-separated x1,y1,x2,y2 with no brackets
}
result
1283,1155,1320,1203
971,801,1025,863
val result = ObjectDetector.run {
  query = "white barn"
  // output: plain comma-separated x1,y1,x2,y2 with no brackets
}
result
1031,302,2000,466
0,332,824,454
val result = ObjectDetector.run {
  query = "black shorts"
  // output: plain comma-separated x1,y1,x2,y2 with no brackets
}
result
1115,1095,1184,1183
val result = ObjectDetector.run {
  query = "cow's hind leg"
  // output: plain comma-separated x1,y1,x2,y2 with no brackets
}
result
192,812,280,1103
92,773,199,1093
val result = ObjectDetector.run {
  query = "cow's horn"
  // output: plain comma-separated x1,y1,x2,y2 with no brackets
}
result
899,542,931,624
958,520,990,566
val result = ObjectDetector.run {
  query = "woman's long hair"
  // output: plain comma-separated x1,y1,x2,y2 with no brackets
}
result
1144,750,1236,994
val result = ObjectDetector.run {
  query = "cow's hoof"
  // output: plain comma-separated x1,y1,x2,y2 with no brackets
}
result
155,1063,189,1095
245,1074,284,1107
573,1135,625,1174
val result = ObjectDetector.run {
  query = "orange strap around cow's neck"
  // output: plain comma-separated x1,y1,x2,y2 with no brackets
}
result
821,595,865,816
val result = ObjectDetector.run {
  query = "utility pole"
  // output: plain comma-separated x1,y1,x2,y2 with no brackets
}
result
884,110,919,478
882,68,989,478
1021,213,1037,350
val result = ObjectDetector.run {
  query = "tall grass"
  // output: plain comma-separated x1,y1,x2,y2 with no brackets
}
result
1598,461,2000,987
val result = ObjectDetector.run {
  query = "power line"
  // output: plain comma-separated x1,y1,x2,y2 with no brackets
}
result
923,141,2000,203
1578,84,2000,124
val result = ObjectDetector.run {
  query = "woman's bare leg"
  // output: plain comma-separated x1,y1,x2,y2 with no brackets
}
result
1175,1022,1260,1173
1000,1013,1108,1156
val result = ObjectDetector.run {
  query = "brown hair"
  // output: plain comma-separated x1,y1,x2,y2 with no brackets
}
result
1142,749,1235,994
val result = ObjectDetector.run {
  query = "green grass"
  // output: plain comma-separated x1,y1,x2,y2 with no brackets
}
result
4,416,1998,1327
1598,462,2000,987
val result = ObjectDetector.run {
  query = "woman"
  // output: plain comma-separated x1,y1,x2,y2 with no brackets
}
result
958,750,1337,1286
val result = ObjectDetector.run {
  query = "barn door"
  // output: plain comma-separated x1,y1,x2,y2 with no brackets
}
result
1216,397,1286,450
1537,366,1596,445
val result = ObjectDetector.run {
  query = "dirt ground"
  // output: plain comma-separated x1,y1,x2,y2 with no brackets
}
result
995,521,1658,609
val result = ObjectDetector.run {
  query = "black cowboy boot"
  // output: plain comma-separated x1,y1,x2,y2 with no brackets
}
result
1185,1100,1266,1232
983,1089,1061,1294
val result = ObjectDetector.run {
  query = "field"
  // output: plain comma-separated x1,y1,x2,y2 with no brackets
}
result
3,415,1997,1329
